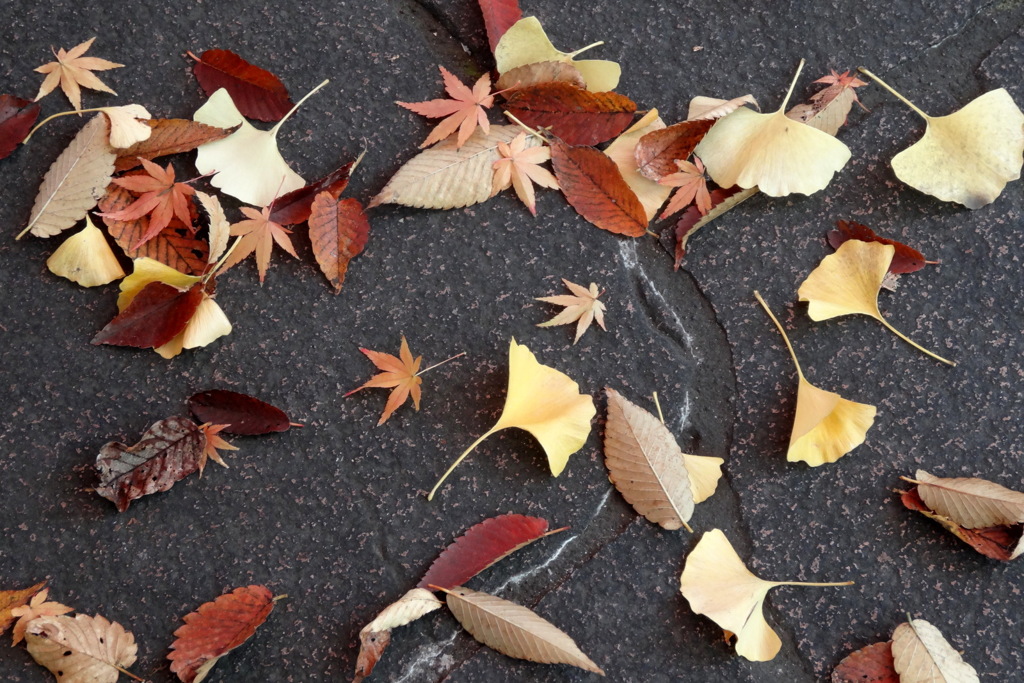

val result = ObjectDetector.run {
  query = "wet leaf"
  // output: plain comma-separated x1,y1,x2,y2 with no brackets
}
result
33,37,123,111
188,389,293,435
92,281,204,349
495,16,620,92
46,215,125,287
268,154,362,225
891,618,979,683
827,220,928,274
9,588,71,645
603,110,672,222
634,118,715,181
190,49,294,122
0,94,40,159
398,66,494,149
26,614,137,683
831,642,898,683
536,278,606,344
479,0,523,52
503,82,636,146
114,118,233,172
345,337,423,426
308,193,370,293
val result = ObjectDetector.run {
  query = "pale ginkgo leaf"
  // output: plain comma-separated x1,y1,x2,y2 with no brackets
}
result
195,191,230,264
494,16,620,92
797,240,955,366
909,469,1024,529
680,529,851,662
155,294,232,359
859,69,1024,209
603,109,672,222
755,291,876,466
100,104,152,148
686,94,758,121
46,215,125,287
117,257,200,311
26,614,138,683
693,60,851,197
536,278,606,344
891,618,979,683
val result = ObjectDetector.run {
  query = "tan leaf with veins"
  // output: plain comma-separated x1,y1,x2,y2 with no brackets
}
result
345,336,423,425
891,618,979,683
536,278,606,344
34,37,123,111
492,132,558,216
911,469,1024,528
26,614,137,683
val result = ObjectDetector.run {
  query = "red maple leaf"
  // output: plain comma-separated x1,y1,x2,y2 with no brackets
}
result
397,66,494,148
101,158,197,249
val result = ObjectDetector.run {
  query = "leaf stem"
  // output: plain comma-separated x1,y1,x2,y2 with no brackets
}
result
775,580,854,588
427,428,498,500
566,41,604,59
503,111,546,141
651,391,665,425
417,351,466,376
22,108,107,144
271,78,329,136
857,68,929,120
779,58,806,111
543,526,571,537
753,290,806,382
876,316,956,366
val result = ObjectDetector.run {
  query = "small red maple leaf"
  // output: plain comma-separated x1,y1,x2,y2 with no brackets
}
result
397,66,495,149
101,157,197,249
813,70,869,111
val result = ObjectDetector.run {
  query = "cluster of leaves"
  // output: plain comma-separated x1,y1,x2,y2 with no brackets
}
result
833,617,979,682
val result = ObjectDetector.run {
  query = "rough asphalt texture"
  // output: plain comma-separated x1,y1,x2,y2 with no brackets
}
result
1,0,1022,681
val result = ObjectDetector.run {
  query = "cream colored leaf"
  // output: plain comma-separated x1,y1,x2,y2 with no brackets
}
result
371,125,536,210
891,618,979,683
21,115,116,239
494,16,620,92
155,294,232,359
354,588,443,681
912,469,1024,529
195,191,230,264
682,452,725,504
46,216,125,286
26,614,138,683
535,278,606,344
117,257,200,311
687,95,758,121
444,586,604,675
100,104,152,149
603,388,695,531
680,529,851,662
603,109,672,222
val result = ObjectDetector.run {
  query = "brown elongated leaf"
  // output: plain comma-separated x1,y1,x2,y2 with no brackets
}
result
503,83,636,146
901,487,1024,561
188,389,294,435
369,125,532,209
443,586,605,675
603,110,671,222
633,118,715,181
908,468,1024,528
832,642,898,683
550,137,647,237
891,619,979,683
114,118,233,171
479,0,522,52
26,614,138,683
21,115,115,239
0,95,40,160
190,49,294,122
168,585,277,683
495,61,586,91
354,588,443,681
0,582,46,635
827,220,928,274
669,186,755,267
92,281,204,348
308,193,370,293
268,154,361,225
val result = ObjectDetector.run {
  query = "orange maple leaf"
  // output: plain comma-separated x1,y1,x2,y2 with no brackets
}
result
658,157,712,219
346,336,423,425
219,206,298,283
813,69,869,111
10,588,73,646
34,37,123,111
101,158,197,249
397,66,494,148
492,132,559,216
198,423,238,474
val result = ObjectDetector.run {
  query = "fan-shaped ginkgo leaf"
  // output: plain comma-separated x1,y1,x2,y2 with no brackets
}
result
428,338,595,499
100,104,152,149
26,614,138,683
797,240,955,366
494,16,619,92
46,216,125,287
680,529,852,662
891,619,979,683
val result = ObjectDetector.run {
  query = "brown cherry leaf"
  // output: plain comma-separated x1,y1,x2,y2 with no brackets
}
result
891,618,979,683
495,60,586,91
827,220,928,275
0,582,46,637
536,278,606,344
831,641,899,683
92,281,204,349
354,588,443,681
114,119,233,172
219,205,298,284
633,118,715,182
503,82,636,146
34,37,123,111
26,614,138,683
308,193,370,294
398,66,494,149
0,95,40,160
9,588,72,646
190,49,294,122
479,0,523,52
188,389,294,435
901,486,1024,561
345,337,423,425
268,153,362,225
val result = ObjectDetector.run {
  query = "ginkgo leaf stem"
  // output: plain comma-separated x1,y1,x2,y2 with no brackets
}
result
417,352,466,376
773,580,854,588
566,41,604,59
753,290,806,382
503,111,546,142
270,79,329,136
23,107,108,143
876,316,956,366
427,428,499,500
857,68,929,119
779,58,806,112
651,391,666,425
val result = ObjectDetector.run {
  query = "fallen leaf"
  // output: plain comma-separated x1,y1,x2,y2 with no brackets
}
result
786,70,867,137
26,614,137,683
268,153,362,225
797,239,955,365
46,215,125,287
429,338,594,499
503,82,636,146
891,618,979,683
398,66,494,149
370,125,534,210
20,114,116,239
100,104,152,149
550,137,648,237
155,292,232,359
114,118,233,172
345,337,423,425
308,193,370,293
909,469,1024,528
33,37,123,111
168,585,277,683
536,278,606,344
219,205,298,283
831,642,898,683
827,220,928,274
101,158,197,248
900,486,1024,561
116,257,201,311
755,291,876,466
634,118,715,181
197,423,237,473
188,389,294,435
494,16,620,92
0,95,40,159
92,281,204,349
694,60,851,196
354,588,443,681
190,49,294,122
492,131,559,216
603,110,672,222
10,588,72,645
680,528,851,661
687,94,758,121
195,191,230,264
495,60,586,91
658,157,711,219
860,69,1024,209
671,186,753,267
0,582,46,637
479,0,523,52
442,586,605,675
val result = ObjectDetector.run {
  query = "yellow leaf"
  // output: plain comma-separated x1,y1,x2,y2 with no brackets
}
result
117,257,199,311
428,339,595,500
155,294,232,359
494,16,620,92
797,240,955,366
860,69,1024,209
693,60,851,197
603,109,672,222
100,104,152,149
755,291,876,466
680,529,851,662
46,216,125,287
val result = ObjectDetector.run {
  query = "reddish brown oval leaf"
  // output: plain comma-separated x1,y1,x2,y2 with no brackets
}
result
92,281,203,348
827,220,928,274
268,156,360,226
479,0,522,52
191,49,293,122
114,119,233,172
0,94,40,160
495,61,587,92
504,83,636,146
901,487,1023,561
309,193,370,294
832,642,899,683
550,138,647,237
634,118,715,181
188,389,292,435
95,417,205,512
417,514,552,590
168,585,276,683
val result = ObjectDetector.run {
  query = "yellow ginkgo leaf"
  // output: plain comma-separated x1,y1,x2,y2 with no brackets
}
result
100,104,152,149
155,294,232,359
428,338,595,500
859,69,1024,209
117,258,200,311
494,16,620,93
693,59,851,197
755,291,877,466
680,528,852,662
603,109,672,222
797,240,955,366
46,216,125,287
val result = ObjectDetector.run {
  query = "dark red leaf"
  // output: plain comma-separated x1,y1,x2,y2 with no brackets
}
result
671,185,749,268
417,514,552,590
827,220,928,274
114,119,233,172
0,95,40,160
92,282,203,348
901,487,1023,561
95,417,205,512
550,137,648,237
479,0,522,52
634,119,715,181
188,390,292,435
309,194,370,294
503,83,636,146
268,156,360,226
190,49,294,122
831,642,898,683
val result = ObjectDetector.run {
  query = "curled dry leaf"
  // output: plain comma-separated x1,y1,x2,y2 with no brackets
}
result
495,16,620,92
495,60,586,91
687,94,758,121
188,389,294,435
891,618,979,683
827,220,928,274
429,338,595,499
603,110,671,222
195,191,230,265
671,185,753,268
831,642,898,683
100,104,152,148
168,585,277,683
345,337,423,426
0,94,40,159
536,278,606,344
10,588,72,645
634,118,715,182
92,281,204,349
798,239,955,366
308,193,370,293
0,582,47,636
398,66,494,149
900,485,1024,561
46,215,125,287
443,586,605,675
479,0,523,52
503,83,636,146
33,37,123,111
190,48,294,122
354,588,443,681
492,132,559,216
268,153,362,225
26,614,138,683
114,118,233,172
